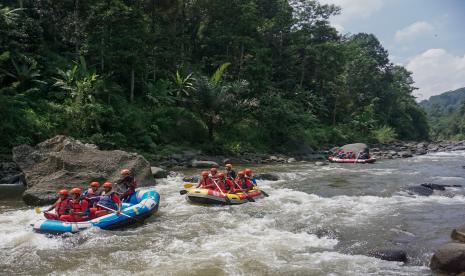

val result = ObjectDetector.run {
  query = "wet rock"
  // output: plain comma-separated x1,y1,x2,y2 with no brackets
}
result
0,162,22,184
269,155,279,161
0,172,25,184
452,146,465,151
398,151,413,158
315,161,328,166
407,185,434,196
416,148,427,155
452,225,465,243
287,158,297,163
151,167,168,178
190,160,219,168
430,242,465,274
255,173,279,181
369,249,407,263
13,135,154,206
182,175,199,183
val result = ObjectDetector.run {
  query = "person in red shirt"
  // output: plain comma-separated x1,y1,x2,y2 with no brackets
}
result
215,172,233,193
59,188,89,222
91,182,122,218
197,171,215,189
44,189,70,220
210,167,219,182
235,171,254,192
118,169,138,202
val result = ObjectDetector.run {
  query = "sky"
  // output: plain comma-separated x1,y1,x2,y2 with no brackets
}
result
318,0,465,101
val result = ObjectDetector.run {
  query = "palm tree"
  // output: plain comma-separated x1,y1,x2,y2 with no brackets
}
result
191,63,250,140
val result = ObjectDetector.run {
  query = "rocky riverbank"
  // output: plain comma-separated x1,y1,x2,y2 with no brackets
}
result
430,224,465,274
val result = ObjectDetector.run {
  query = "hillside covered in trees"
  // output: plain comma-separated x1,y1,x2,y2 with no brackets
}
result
0,0,429,157
420,87,465,140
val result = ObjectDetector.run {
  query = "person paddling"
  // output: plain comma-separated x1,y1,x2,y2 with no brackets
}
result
44,189,70,220
235,171,254,192
197,171,215,189
210,167,219,182
244,168,257,186
92,182,122,218
118,169,138,202
225,163,236,180
215,172,233,193
82,181,101,207
60,188,89,222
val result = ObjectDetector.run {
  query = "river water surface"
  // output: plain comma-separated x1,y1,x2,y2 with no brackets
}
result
1,151,465,275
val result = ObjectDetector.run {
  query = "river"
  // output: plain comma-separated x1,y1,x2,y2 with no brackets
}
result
1,151,465,275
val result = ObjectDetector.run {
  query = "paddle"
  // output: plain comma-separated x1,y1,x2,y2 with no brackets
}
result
232,179,255,202
180,183,194,195
96,203,143,223
354,152,361,164
212,179,231,204
34,207,43,214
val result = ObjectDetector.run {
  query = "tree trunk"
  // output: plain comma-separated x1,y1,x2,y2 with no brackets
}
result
100,36,105,72
332,95,338,126
299,52,306,87
74,0,80,59
18,0,23,8
208,117,214,141
238,43,244,79
130,66,135,103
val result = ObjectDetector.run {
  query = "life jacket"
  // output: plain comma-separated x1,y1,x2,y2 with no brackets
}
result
236,177,253,190
69,198,88,213
55,198,70,215
217,179,230,191
98,192,118,210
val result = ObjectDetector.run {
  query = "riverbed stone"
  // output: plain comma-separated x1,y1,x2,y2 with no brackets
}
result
369,249,407,263
416,148,427,155
430,243,465,274
151,166,168,178
452,225,465,243
190,160,219,168
398,151,413,158
255,173,279,181
407,185,434,196
287,158,297,163
13,135,154,206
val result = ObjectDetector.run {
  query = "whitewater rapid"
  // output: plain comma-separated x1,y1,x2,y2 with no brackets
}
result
2,151,465,275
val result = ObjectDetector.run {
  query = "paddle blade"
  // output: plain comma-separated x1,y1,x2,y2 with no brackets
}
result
260,190,270,197
184,183,194,189
34,207,42,214
180,190,188,195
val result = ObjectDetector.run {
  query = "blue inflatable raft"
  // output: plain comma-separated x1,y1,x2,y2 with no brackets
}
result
33,189,160,234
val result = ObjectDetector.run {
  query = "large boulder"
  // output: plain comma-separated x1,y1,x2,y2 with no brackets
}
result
151,167,168,179
255,173,280,181
339,143,369,155
13,135,154,206
452,225,465,243
430,243,465,274
190,160,219,168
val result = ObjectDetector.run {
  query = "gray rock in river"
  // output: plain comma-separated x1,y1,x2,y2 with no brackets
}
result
315,161,328,166
430,242,465,274
369,249,407,263
255,173,279,181
406,185,434,196
398,151,413,158
190,160,219,168
151,166,169,178
13,135,154,206
452,225,465,243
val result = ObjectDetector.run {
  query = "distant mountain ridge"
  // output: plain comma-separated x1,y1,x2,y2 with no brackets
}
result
420,87,465,115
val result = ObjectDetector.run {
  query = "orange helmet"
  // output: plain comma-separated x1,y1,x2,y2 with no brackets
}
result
90,181,100,188
218,172,225,178
103,182,113,188
70,188,81,195
201,171,209,177
238,171,245,177
58,189,68,196
245,168,253,175
225,164,232,168
121,169,130,176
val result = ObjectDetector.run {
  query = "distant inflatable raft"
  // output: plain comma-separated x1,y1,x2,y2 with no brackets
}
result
328,156,376,164
33,189,160,234
184,187,264,205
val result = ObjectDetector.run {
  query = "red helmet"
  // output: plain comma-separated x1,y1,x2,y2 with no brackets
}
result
210,167,218,174
244,168,253,175
90,181,100,188
225,164,232,168
58,189,68,196
218,172,225,178
201,171,209,177
121,169,130,176
238,171,245,176
70,188,81,195
103,182,113,188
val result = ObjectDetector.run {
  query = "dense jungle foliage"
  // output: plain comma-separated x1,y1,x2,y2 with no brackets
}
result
0,0,429,157
421,87,465,140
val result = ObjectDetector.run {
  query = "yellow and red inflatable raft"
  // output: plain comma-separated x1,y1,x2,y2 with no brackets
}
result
183,187,264,205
